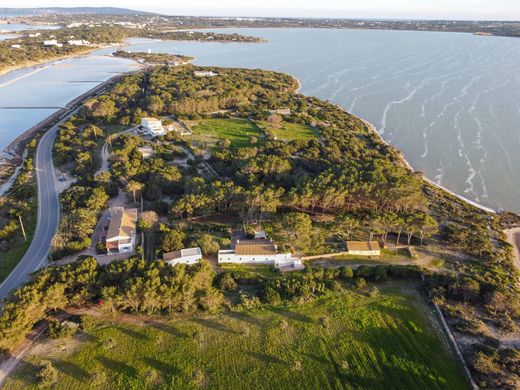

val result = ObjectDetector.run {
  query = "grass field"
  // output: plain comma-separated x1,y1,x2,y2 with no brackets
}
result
5,285,468,389
259,121,317,142
188,118,264,148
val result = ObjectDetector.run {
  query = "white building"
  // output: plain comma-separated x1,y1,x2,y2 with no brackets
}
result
67,39,91,46
28,32,41,37
163,247,202,266
141,117,166,137
43,39,63,47
218,239,302,269
346,241,381,256
194,70,218,77
105,207,138,254
10,44,21,49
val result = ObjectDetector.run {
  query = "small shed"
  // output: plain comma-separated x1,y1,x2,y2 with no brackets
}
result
346,241,381,256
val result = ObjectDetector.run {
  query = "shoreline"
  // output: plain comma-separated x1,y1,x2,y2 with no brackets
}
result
360,118,496,214
0,57,500,215
505,228,520,272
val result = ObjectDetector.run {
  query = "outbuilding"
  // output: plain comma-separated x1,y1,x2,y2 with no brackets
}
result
346,241,381,256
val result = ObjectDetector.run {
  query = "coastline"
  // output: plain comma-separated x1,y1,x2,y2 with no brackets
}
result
359,118,496,214
0,58,499,216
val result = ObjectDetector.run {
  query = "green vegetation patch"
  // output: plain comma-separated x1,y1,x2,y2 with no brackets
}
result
260,121,317,142
6,287,467,389
189,118,264,148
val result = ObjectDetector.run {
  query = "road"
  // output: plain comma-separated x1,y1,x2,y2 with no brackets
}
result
0,71,132,300
0,118,62,299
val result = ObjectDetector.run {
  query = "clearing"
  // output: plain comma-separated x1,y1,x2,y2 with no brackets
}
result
187,118,264,148
258,121,317,142
4,284,468,389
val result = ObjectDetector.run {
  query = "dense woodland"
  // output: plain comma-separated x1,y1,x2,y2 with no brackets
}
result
1,64,519,388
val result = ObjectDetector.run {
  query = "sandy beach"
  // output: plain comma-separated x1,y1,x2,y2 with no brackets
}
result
506,228,520,271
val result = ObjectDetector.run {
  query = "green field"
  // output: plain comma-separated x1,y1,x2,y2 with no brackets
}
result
189,118,264,148
260,121,317,142
5,286,468,389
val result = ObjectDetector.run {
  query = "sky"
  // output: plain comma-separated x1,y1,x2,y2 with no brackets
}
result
3,0,520,20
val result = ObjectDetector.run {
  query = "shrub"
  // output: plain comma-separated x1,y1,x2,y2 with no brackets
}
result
369,287,380,298
374,266,388,282
339,266,354,279
36,360,58,388
48,320,76,339
218,272,238,291
355,277,367,289
261,286,282,305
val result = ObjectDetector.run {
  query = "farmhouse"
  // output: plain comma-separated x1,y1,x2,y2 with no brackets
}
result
194,70,218,77
163,247,203,266
218,239,302,268
43,39,62,47
346,241,381,256
141,117,166,137
105,207,138,254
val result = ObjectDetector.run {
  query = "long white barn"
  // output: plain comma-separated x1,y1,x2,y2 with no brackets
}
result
218,239,302,269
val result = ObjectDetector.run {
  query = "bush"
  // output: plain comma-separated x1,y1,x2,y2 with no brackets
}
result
374,266,388,282
340,266,354,279
261,286,282,305
218,272,238,291
48,320,76,339
369,287,380,298
36,360,58,387
355,277,367,289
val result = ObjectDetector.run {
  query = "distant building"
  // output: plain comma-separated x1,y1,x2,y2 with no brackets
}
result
28,32,41,37
141,117,166,137
43,39,62,47
105,207,138,254
10,44,21,49
218,239,302,269
194,70,218,77
67,39,90,46
346,241,381,256
163,247,203,266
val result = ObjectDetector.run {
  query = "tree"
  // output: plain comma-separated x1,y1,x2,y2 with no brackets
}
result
194,234,221,255
37,360,58,387
282,212,313,253
158,227,185,253
417,214,438,245
126,180,143,204
333,213,359,241
138,211,159,231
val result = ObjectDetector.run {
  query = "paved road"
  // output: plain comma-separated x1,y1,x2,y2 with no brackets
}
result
0,119,62,299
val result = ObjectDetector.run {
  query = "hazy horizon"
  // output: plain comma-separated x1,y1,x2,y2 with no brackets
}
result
2,1,520,21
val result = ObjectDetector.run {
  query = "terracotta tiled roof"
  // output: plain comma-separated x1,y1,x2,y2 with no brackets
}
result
235,240,276,256
106,207,137,241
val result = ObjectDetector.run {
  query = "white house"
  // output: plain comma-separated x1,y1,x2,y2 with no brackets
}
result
28,32,41,37
105,207,138,254
67,39,91,46
10,44,21,49
43,39,62,47
163,247,202,266
194,70,218,77
141,117,166,137
346,241,381,256
218,239,302,269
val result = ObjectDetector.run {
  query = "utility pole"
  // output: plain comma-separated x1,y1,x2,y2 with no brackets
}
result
18,215,27,241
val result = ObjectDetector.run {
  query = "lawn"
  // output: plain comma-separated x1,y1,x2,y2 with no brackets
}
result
5,285,468,389
188,118,264,148
259,121,317,142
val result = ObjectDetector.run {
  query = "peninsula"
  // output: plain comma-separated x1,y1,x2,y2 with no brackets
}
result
0,61,518,388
